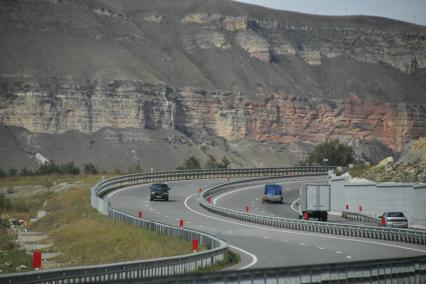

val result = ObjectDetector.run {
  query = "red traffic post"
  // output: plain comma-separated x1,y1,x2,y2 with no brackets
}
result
138,211,143,219
358,205,363,212
32,250,42,270
380,216,386,226
179,219,184,228
198,188,203,193
303,212,309,220
207,196,212,204
345,203,349,210
245,206,250,212
192,239,199,253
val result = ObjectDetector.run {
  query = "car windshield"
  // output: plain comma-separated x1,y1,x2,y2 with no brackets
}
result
151,184,169,193
388,212,405,217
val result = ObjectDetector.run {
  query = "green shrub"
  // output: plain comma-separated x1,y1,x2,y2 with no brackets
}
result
84,163,99,175
177,156,201,170
304,139,354,166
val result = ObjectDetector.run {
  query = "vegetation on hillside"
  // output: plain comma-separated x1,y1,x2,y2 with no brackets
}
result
176,155,230,170
301,139,354,166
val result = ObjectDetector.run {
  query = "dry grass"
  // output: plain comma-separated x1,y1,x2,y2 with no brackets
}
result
30,185,195,266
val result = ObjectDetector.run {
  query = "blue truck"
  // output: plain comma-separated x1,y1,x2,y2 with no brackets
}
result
262,184,283,203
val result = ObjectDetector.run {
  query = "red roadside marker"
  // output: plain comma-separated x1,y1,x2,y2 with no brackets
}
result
32,251,42,270
192,239,199,252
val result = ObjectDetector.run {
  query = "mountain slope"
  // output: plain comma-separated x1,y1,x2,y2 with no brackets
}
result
0,0,425,170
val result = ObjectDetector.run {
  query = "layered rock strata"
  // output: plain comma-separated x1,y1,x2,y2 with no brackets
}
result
1,82,424,152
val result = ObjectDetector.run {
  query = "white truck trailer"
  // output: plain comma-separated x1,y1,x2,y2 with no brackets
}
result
299,184,331,221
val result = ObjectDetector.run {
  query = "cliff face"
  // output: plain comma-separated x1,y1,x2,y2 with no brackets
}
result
0,0,426,169
1,82,424,153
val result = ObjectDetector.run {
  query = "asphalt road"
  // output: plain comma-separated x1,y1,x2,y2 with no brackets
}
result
108,178,426,270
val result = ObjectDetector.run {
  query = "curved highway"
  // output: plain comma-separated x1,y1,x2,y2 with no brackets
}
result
108,178,426,269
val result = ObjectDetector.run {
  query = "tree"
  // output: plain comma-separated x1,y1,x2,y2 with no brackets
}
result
19,167,33,176
177,156,201,170
7,167,17,177
305,139,354,166
220,157,230,168
59,162,80,175
84,163,99,175
205,155,219,169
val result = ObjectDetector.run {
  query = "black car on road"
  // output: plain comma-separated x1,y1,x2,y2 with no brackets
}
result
150,183,170,201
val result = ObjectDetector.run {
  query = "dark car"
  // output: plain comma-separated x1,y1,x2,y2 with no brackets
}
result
149,183,170,201
380,212,408,228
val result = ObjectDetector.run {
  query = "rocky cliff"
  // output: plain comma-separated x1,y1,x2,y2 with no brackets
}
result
0,0,425,170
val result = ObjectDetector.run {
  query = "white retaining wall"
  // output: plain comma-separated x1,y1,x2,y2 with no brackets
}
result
329,175,426,226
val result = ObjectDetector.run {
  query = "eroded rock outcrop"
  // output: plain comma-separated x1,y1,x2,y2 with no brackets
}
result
1,82,424,152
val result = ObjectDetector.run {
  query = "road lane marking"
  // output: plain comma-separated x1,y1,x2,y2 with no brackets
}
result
290,197,302,215
229,245,258,270
336,251,342,254
263,236,270,239
184,193,426,254
299,243,306,246
346,256,352,259
317,247,325,250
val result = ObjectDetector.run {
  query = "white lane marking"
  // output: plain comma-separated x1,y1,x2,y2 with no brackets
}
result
300,243,306,246
229,245,258,270
346,256,352,259
165,215,169,218
336,251,343,254
290,197,302,215
183,193,426,254
317,247,325,250
263,236,270,239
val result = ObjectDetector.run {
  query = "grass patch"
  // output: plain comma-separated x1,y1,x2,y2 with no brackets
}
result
0,229,32,274
30,186,196,266
0,175,109,188
1,174,234,273
196,250,240,272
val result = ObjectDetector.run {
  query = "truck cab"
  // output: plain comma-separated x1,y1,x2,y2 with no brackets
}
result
149,183,170,201
262,184,283,203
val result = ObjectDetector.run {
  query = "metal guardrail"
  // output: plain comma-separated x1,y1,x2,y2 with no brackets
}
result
126,255,426,284
2,167,330,284
199,175,426,245
342,211,380,224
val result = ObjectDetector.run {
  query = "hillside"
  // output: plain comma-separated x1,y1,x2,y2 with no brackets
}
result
0,0,425,170
358,138,426,182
